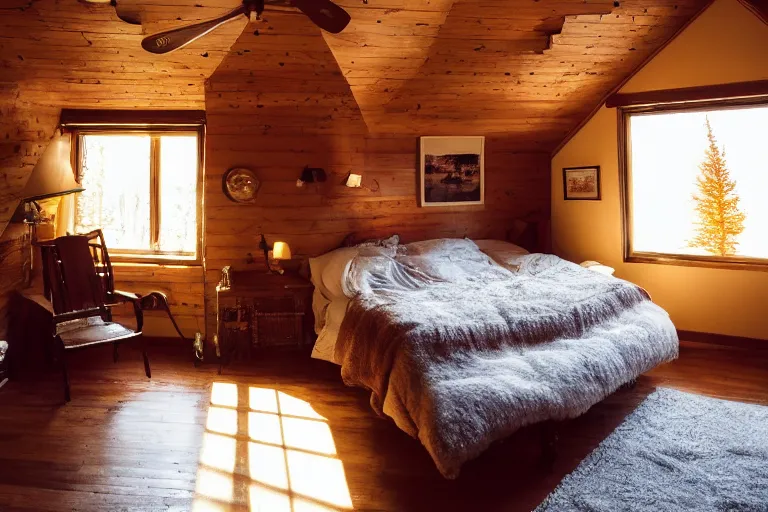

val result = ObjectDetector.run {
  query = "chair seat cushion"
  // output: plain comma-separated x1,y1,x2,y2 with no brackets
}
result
57,316,140,349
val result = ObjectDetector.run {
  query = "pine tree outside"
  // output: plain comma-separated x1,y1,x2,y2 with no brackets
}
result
627,103,768,261
688,118,746,256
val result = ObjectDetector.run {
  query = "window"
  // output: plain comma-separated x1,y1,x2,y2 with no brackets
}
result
620,97,768,269
72,125,203,263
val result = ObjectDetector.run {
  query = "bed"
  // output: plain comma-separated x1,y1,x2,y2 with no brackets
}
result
309,237,678,478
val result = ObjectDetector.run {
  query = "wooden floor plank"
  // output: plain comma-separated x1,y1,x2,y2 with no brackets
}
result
0,342,766,511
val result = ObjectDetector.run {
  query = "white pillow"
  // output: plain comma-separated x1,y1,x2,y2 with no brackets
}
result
310,245,397,302
473,239,528,255
310,247,353,301
320,247,360,300
474,239,529,268
404,237,480,256
311,287,331,334
309,247,356,332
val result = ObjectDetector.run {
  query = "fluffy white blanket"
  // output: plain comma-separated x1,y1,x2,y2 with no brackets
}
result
334,239,679,478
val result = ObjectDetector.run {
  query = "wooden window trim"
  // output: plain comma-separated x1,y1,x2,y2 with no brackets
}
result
607,80,768,109
618,94,768,272
61,109,206,127
69,123,205,266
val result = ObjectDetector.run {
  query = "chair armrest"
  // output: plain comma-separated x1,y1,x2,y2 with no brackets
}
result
105,291,144,332
112,290,142,302
112,290,144,332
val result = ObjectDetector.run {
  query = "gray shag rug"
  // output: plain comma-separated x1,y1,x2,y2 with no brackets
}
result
537,388,768,512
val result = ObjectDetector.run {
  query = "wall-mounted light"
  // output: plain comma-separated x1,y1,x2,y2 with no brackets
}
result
345,173,362,188
341,171,379,193
296,166,327,187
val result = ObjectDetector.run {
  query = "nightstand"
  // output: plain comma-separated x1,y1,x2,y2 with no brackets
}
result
216,270,313,372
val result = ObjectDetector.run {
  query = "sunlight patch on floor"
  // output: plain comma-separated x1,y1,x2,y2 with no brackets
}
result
195,467,234,503
248,411,283,446
249,387,279,413
207,407,239,436
192,383,353,511
211,382,239,408
200,432,237,473
282,416,336,456
249,441,289,490
278,391,327,420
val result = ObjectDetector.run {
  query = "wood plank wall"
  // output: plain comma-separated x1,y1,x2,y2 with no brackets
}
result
0,87,59,339
0,0,242,338
0,98,205,338
204,13,551,334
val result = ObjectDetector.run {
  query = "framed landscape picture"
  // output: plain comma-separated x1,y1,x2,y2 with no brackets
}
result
563,166,601,200
420,136,484,207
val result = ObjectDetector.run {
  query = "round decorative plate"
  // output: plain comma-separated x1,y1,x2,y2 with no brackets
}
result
222,167,260,203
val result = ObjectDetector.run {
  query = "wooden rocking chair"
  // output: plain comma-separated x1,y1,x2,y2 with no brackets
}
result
39,232,151,402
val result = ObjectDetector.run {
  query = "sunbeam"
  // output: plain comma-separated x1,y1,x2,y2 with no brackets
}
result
192,383,353,511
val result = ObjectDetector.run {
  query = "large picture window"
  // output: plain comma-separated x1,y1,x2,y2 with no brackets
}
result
72,127,203,263
620,98,768,268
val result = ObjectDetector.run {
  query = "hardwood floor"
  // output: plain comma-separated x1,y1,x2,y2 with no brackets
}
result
0,341,766,512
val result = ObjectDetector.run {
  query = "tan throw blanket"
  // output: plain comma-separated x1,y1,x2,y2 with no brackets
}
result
335,239,678,478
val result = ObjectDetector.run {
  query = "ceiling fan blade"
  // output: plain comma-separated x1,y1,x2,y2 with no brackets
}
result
113,0,141,25
78,0,140,25
291,0,351,34
141,4,249,54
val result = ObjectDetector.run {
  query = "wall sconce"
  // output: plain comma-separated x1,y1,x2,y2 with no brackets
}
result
345,173,362,188
296,166,327,187
342,171,380,193
258,234,292,274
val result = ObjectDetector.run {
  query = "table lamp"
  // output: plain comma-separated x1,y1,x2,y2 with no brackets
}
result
19,131,84,274
21,131,84,205
258,235,292,274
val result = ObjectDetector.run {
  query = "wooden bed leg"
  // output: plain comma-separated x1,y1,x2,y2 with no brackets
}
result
539,421,558,471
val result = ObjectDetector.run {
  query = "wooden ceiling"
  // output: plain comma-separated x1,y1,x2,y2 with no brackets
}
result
0,0,246,108
0,0,245,236
0,0,714,235
323,0,710,146
1,0,711,139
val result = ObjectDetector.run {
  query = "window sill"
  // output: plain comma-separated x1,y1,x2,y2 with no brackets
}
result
626,253,768,272
111,258,202,268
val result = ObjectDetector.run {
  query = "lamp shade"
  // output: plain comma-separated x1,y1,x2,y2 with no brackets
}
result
21,132,84,202
272,241,292,260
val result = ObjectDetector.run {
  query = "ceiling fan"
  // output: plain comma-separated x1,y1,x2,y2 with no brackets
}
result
141,0,351,55
78,0,141,25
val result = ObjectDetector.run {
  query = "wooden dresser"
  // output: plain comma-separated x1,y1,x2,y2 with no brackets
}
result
216,270,313,368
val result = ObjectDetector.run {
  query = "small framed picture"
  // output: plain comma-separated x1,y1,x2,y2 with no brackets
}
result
563,166,601,200
420,136,484,207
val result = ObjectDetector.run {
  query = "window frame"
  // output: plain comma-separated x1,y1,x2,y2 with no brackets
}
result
618,95,768,272
69,123,205,265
